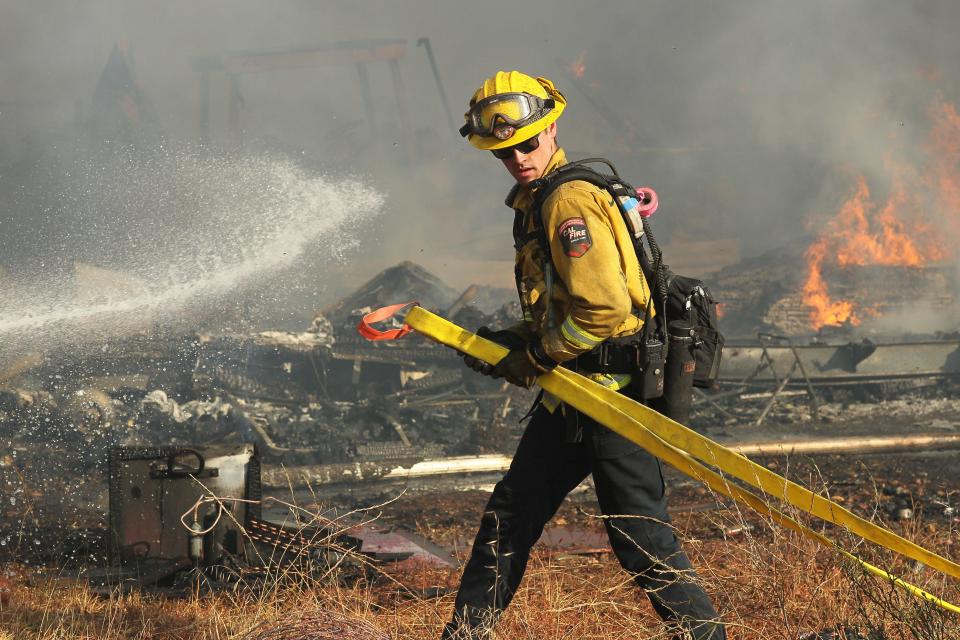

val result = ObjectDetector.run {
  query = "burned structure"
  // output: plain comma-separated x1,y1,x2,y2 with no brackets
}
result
3,252,959,483
0,261,529,566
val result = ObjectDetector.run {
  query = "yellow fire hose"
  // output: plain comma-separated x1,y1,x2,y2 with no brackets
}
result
400,305,960,614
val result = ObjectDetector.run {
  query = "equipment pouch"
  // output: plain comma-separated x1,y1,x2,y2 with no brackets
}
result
693,324,724,388
641,337,666,399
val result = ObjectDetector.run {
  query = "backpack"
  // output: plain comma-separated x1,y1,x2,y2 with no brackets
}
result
528,158,724,388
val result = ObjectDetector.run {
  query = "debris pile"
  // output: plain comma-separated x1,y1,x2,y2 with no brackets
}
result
3,259,960,504
0,262,531,523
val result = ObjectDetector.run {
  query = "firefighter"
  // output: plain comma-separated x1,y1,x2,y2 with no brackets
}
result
443,70,727,640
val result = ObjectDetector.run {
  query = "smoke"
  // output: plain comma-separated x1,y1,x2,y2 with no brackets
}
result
2,1,959,303
866,302,960,336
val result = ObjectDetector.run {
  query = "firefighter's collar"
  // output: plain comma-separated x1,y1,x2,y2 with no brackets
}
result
504,147,568,210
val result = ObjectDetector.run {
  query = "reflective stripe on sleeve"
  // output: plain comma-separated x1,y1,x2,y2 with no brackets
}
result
560,315,603,350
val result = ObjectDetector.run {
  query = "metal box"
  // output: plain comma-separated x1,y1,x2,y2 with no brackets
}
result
108,443,261,582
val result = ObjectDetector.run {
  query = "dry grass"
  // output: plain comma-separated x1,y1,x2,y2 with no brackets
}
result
2,483,959,639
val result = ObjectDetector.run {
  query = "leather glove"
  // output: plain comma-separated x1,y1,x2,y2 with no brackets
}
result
476,326,528,350
462,354,496,377
492,340,560,388
460,326,527,378
492,349,540,388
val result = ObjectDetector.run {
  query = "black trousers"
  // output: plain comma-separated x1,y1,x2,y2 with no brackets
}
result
443,403,726,640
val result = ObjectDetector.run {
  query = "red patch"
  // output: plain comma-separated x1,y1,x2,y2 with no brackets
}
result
558,218,592,257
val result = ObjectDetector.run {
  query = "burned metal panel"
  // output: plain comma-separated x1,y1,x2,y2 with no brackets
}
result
351,524,455,566
720,339,960,383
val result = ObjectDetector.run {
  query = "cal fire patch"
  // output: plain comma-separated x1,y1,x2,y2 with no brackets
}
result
558,217,592,257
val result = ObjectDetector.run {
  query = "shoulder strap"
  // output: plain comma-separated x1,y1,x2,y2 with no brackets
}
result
529,160,621,213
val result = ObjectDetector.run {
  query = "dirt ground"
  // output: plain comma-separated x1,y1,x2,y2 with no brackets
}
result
2,383,960,639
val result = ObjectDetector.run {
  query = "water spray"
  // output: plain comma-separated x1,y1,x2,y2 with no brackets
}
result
0,149,383,360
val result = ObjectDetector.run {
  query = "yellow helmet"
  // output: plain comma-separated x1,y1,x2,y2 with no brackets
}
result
460,70,566,150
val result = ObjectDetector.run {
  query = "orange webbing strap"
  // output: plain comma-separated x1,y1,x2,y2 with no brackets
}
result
356,301,417,341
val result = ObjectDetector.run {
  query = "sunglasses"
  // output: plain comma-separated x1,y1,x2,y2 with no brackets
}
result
490,134,541,159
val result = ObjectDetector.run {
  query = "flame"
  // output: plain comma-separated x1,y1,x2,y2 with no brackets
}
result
568,51,586,79
802,234,860,327
801,94,960,330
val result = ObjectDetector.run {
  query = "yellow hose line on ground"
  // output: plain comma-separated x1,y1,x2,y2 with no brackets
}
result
404,306,960,614
554,367,960,576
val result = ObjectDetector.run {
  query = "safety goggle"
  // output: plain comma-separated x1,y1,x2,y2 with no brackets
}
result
490,134,541,159
459,92,555,140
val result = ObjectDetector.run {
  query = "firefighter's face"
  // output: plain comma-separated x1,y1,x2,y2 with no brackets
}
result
498,123,557,185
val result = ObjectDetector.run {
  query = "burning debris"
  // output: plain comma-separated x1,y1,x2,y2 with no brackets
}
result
801,174,947,329
707,243,959,340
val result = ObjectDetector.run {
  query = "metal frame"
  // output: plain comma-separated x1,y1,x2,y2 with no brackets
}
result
190,39,409,146
694,332,822,426
752,333,820,426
